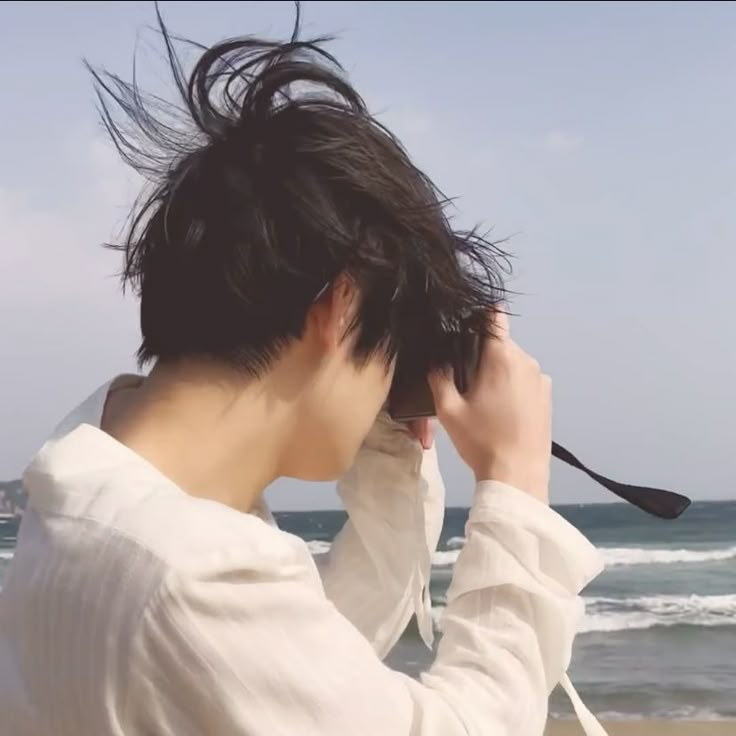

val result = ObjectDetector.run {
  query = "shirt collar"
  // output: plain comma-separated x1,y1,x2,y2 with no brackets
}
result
26,374,277,527
23,421,184,518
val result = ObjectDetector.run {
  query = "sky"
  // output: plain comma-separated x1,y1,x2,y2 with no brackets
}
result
1,1,735,510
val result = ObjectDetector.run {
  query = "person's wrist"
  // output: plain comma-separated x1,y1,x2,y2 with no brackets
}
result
473,454,550,503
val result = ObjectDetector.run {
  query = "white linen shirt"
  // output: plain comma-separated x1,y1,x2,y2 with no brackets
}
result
0,375,607,735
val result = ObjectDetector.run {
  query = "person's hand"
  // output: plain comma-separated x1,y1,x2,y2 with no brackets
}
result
428,310,551,503
406,417,436,450
361,411,433,457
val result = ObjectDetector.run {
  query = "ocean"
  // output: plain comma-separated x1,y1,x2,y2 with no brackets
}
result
1,500,735,720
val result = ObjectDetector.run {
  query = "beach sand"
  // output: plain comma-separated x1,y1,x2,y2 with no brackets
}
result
546,721,733,736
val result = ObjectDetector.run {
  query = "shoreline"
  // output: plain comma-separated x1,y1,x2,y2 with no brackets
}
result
546,720,734,736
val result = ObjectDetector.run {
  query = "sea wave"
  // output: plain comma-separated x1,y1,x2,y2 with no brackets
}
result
601,545,736,567
0,550,14,560
551,707,731,722
580,594,736,633
432,539,736,569
431,594,736,634
432,550,460,567
306,540,332,555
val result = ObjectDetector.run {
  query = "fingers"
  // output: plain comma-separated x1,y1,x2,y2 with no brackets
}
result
407,418,426,442
428,366,463,417
421,418,437,449
407,417,437,449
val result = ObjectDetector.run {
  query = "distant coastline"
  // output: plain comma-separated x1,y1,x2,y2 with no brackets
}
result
0,478,732,516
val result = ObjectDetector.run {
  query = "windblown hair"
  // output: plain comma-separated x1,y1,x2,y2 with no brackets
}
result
88,1,509,384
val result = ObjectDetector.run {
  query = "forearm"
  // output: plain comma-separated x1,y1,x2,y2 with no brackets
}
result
420,481,603,733
319,428,445,658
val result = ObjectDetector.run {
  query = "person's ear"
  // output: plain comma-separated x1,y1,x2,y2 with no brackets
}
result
308,274,358,351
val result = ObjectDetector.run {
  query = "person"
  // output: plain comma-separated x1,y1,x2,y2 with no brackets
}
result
0,6,607,735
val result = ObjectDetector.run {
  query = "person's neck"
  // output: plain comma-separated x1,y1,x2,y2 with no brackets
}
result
101,359,301,513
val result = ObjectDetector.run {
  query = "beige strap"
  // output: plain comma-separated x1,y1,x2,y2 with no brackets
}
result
559,673,609,736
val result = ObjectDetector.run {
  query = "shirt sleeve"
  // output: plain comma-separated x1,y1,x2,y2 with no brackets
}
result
318,413,446,658
125,483,604,736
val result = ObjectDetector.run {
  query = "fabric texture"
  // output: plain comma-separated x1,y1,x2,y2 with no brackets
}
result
0,376,607,735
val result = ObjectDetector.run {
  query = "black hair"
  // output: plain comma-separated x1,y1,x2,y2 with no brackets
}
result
87,1,509,384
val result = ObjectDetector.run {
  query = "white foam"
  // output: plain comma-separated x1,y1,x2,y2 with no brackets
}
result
433,542,736,570
601,545,736,567
431,550,460,567
429,595,736,635
306,540,332,556
648,706,731,721
586,708,730,722
580,594,736,633
0,550,13,560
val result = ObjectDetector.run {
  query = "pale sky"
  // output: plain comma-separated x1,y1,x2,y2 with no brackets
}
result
1,1,735,509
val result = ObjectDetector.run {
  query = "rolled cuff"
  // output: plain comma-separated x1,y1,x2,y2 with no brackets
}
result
471,480,605,593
